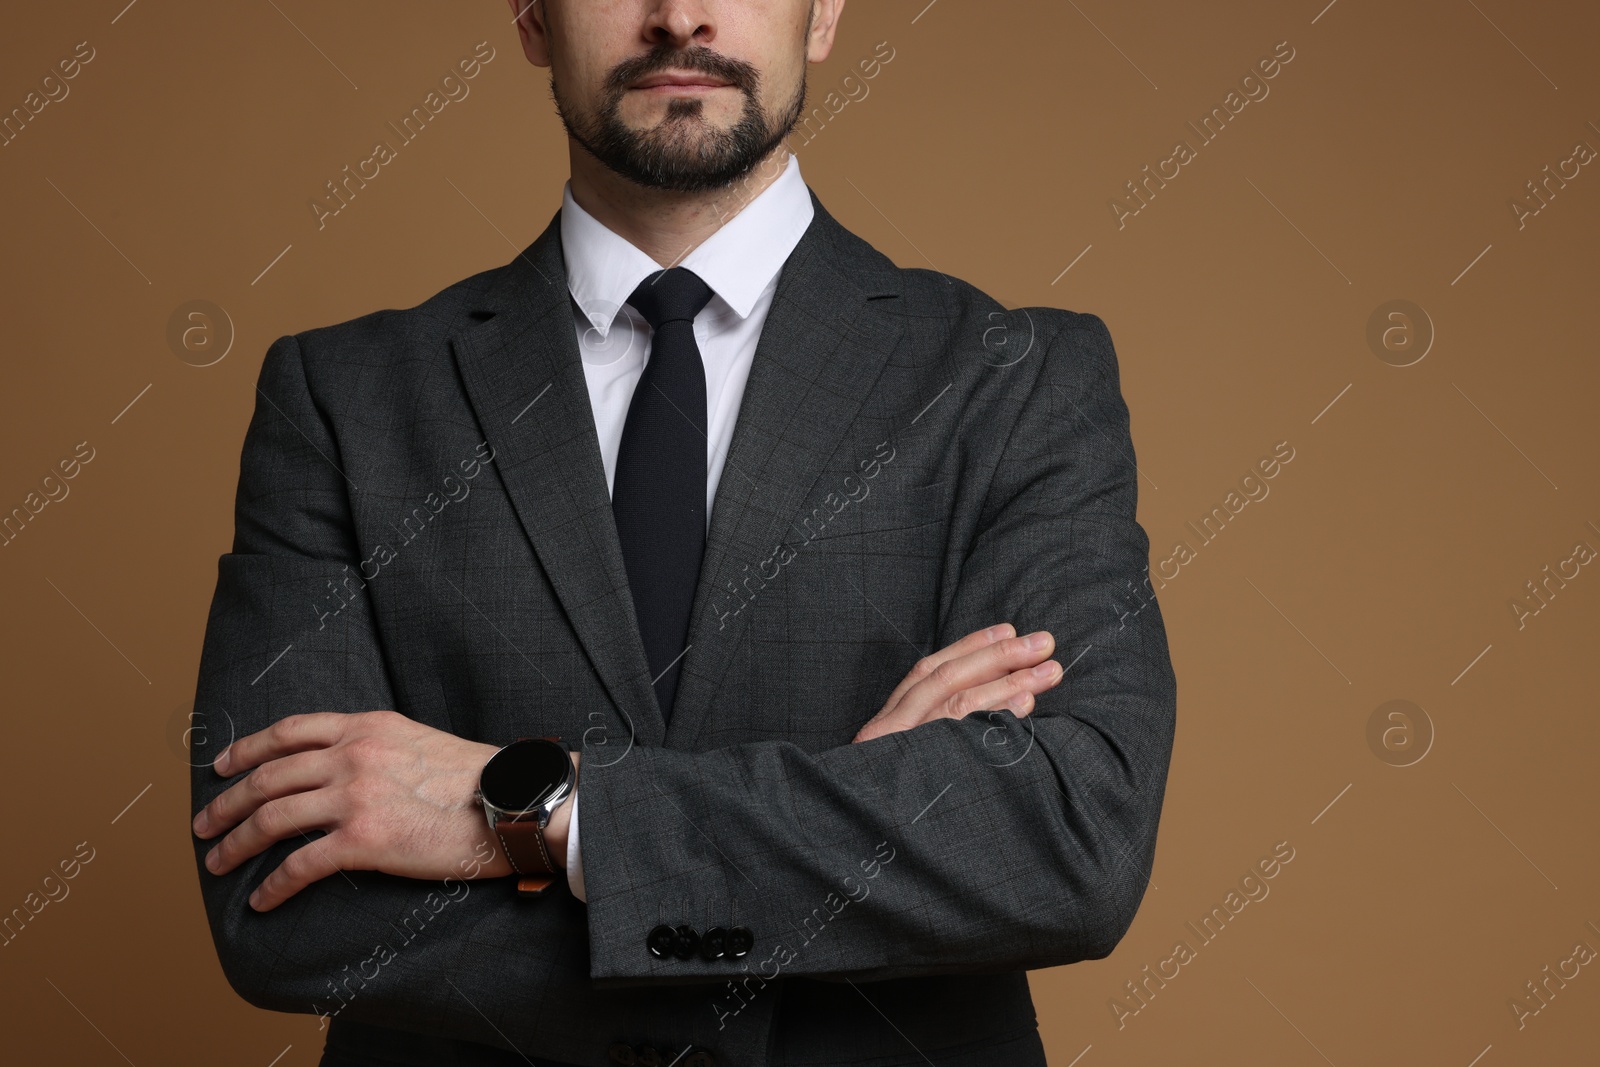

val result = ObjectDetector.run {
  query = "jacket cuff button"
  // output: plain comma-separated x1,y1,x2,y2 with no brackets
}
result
646,923,677,959
699,926,727,960
672,923,701,960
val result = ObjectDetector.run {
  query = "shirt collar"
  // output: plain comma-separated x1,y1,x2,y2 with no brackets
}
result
560,152,815,339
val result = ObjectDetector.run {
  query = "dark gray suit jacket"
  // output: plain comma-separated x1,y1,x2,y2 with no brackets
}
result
190,189,1177,1067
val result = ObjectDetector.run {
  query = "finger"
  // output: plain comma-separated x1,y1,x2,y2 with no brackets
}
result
249,831,355,912
893,630,1054,726
204,788,342,878
859,659,1061,742
194,749,332,840
877,624,1014,717
866,634,1054,739
864,627,1024,742
215,711,358,777
928,659,1062,725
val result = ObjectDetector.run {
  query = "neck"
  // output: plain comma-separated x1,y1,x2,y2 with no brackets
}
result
565,140,794,268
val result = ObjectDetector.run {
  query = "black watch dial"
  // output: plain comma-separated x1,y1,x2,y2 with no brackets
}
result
480,739,569,813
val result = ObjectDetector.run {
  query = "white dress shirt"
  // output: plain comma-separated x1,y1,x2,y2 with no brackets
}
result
558,152,815,902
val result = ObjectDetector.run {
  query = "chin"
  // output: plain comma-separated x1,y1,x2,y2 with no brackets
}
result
644,121,735,155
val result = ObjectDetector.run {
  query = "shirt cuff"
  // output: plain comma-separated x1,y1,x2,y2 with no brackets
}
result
565,789,586,903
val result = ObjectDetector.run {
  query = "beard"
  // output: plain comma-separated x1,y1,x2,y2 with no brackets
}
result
552,43,806,193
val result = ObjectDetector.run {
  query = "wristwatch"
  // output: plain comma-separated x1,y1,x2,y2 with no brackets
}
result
475,736,576,898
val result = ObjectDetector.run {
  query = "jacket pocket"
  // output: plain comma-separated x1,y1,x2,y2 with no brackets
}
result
793,478,949,545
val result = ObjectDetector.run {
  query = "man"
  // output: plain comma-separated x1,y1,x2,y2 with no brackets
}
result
188,2,1177,1064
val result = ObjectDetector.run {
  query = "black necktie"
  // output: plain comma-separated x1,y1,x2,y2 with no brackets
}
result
612,267,715,724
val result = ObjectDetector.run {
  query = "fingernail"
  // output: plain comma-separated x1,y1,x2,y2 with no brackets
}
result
248,890,261,909
192,811,209,835
1009,692,1034,712
1033,660,1060,678
205,849,221,872
1025,631,1049,650
213,748,230,775
987,624,1013,641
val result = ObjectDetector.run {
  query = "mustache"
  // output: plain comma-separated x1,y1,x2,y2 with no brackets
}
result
604,43,760,96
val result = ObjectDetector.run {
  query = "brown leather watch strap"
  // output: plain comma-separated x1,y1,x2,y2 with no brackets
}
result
492,735,566,898
495,815,559,897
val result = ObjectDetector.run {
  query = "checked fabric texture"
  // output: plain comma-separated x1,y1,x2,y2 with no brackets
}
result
190,192,1176,1067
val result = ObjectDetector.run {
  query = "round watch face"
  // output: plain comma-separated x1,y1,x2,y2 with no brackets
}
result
480,739,569,813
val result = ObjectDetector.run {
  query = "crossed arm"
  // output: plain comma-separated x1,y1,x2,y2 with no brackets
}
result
190,312,1174,1017
192,625,1065,911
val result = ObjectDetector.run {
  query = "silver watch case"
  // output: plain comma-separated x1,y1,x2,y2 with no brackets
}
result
475,739,575,833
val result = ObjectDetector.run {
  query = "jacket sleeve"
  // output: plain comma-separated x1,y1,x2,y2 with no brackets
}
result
577,312,1177,986
189,333,579,1041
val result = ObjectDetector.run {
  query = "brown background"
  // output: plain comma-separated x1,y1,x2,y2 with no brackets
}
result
2,1,1596,1064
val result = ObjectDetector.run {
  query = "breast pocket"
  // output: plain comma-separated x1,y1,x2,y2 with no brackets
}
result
794,478,950,547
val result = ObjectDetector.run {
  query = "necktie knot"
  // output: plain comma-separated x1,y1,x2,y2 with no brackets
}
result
626,267,715,330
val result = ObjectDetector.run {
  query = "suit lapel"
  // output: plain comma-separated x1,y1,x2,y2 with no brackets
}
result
451,215,668,746
666,197,904,745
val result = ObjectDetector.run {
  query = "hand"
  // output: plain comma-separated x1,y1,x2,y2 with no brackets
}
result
852,623,1062,743
191,709,575,911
